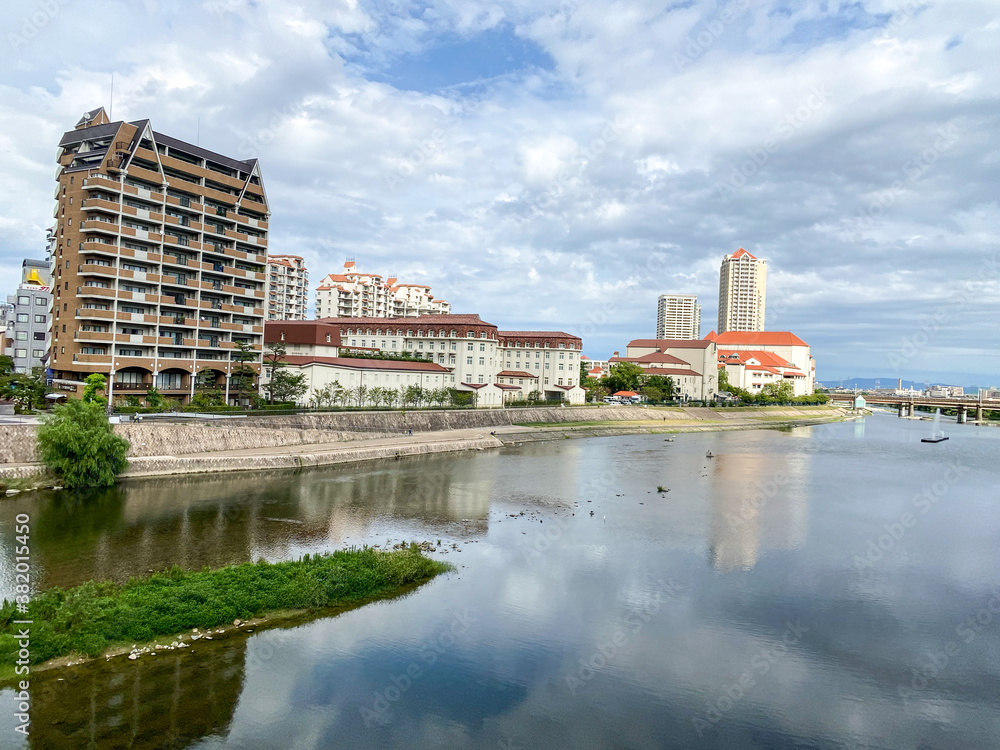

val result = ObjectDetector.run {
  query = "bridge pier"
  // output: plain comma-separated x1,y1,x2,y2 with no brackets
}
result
897,403,905,418
976,406,984,423
908,403,915,418
957,406,966,424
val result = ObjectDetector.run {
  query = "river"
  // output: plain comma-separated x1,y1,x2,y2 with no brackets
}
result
0,414,997,749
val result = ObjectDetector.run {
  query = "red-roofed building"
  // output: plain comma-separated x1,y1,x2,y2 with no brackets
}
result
611,337,719,400
314,260,450,319
709,331,815,395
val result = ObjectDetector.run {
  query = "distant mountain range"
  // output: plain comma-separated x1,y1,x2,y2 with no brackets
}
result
817,378,980,391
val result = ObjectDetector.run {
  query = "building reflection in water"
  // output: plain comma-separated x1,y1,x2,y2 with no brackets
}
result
0,452,499,598
708,440,812,572
29,638,246,749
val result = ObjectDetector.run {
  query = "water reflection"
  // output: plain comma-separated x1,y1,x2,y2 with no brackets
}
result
27,639,246,749
707,444,811,572
0,453,500,597
1,419,998,749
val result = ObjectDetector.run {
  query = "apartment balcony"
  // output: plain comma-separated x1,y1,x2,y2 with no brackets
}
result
77,285,116,299
81,198,120,213
165,193,203,211
79,263,117,279
74,331,113,343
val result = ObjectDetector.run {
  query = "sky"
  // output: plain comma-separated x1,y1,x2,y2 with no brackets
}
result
1,0,997,385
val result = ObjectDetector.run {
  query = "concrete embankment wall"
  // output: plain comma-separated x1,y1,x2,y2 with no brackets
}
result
121,435,504,478
0,422,396,465
0,406,842,467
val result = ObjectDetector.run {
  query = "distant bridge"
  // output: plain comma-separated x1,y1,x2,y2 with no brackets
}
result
827,394,999,423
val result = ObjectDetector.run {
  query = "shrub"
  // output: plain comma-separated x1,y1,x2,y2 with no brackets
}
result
36,399,130,488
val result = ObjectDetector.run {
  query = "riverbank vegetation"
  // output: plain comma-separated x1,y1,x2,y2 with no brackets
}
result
36,395,129,488
0,546,450,674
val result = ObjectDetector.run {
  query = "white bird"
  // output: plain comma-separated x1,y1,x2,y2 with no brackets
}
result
603,515,606,523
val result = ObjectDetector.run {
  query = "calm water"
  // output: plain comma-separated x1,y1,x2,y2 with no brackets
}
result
1,415,998,749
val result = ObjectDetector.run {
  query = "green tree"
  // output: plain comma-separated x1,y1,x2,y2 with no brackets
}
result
605,362,644,393
352,384,369,406
1,367,48,412
263,342,291,404
190,389,226,409
759,381,794,402
230,341,259,403
82,373,108,405
403,384,424,407
0,355,14,376
448,388,474,406
144,386,167,411
37,399,130,488
644,374,677,401
269,370,307,404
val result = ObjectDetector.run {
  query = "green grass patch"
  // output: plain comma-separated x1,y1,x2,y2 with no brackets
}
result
0,546,451,670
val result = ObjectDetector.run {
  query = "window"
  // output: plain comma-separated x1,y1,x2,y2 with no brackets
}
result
17,296,29,305
478,375,484,383
479,343,485,351
450,342,456,351
35,297,47,306
32,349,44,358
466,357,473,365
16,314,27,323
118,348,142,356
15,332,27,341
479,357,485,365
34,315,46,324
391,340,397,349
15,349,27,358
80,346,105,355
33,332,45,341
467,343,473,351
559,353,565,359
466,332,473,338
480,332,487,339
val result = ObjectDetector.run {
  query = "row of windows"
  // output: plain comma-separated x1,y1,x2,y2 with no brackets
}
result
11,332,46,341
13,314,46,324
16,296,48,306
11,349,45,359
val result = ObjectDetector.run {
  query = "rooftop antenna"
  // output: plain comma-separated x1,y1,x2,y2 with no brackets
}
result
109,73,114,119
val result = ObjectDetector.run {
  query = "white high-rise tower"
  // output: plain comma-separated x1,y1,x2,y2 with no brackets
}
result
718,248,767,333
656,294,701,339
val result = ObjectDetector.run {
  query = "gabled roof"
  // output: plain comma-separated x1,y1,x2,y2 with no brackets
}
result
635,351,688,364
708,331,809,347
729,247,756,260
627,338,713,349
497,370,537,378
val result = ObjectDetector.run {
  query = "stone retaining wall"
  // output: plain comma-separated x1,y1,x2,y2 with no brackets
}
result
0,406,841,465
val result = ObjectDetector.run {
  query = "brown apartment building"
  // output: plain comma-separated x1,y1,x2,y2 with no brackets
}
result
49,107,269,403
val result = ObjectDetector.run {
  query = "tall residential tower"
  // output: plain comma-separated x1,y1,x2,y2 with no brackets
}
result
717,248,766,333
50,107,269,404
656,294,700,339
266,255,308,320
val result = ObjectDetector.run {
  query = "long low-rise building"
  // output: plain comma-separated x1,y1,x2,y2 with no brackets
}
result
264,315,585,406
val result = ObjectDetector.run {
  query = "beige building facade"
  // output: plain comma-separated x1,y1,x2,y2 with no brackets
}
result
50,107,268,403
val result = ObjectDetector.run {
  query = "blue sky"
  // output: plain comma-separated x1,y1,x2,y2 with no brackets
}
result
0,0,997,386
